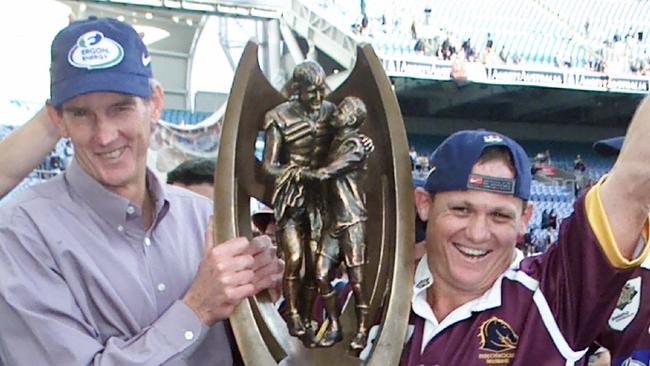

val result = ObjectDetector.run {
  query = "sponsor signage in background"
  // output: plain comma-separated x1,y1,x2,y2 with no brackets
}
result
380,56,650,94
488,68,564,86
382,58,453,80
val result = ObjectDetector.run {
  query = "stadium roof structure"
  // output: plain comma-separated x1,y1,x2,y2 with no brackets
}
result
394,74,644,130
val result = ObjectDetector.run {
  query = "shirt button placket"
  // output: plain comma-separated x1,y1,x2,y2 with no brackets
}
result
144,237,151,247
184,331,194,341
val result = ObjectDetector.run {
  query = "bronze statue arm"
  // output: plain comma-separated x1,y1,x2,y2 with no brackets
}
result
261,122,285,178
319,139,367,178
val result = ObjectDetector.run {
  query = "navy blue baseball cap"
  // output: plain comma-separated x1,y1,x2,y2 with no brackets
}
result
423,130,531,200
50,16,153,108
593,136,623,156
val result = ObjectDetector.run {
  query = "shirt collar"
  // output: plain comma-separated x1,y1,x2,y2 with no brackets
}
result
411,250,525,330
642,251,650,270
411,255,437,330
147,168,170,230
65,160,170,231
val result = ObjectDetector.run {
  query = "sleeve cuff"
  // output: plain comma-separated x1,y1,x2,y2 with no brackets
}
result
585,175,650,268
151,300,210,355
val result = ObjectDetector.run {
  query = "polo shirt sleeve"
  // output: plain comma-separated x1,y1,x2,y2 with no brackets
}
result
522,182,649,352
584,177,650,267
0,210,208,366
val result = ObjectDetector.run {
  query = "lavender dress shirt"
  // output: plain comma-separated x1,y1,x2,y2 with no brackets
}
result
0,160,232,365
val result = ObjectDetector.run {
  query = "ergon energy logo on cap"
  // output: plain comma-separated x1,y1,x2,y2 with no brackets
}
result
68,31,124,70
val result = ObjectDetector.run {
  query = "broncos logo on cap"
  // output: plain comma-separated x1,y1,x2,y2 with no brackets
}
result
483,134,503,144
478,316,518,352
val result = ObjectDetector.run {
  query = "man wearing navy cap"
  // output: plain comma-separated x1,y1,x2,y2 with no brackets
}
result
0,17,282,365
400,119,649,364
588,134,650,366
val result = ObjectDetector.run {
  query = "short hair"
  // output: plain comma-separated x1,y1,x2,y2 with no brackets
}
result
476,145,514,168
291,60,326,92
476,146,528,212
167,158,216,186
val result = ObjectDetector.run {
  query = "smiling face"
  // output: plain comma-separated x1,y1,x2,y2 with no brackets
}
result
297,81,325,114
48,85,163,200
415,159,532,300
292,60,326,114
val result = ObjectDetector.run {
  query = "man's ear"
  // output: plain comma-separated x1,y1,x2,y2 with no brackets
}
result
150,82,164,128
45,102,69,138
519,200,534,235
414,187,432,222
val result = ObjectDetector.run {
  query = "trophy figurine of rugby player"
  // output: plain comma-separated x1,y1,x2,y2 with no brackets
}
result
213,41,413,365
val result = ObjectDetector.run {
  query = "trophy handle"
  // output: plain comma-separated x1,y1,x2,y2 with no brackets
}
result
214,41,414,365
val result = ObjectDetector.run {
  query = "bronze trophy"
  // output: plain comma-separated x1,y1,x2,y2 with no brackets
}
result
213,41,414,365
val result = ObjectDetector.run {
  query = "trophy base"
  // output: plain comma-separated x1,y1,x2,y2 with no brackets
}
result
278,346,364,366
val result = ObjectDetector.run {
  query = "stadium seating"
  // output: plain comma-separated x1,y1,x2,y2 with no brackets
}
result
330,0,649,71
360,0,587,66
528,180,575,233
544,0,650,45
543,0,650,72
160,109,212,125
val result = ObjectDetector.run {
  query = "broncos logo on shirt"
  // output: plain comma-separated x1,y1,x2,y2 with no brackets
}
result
616,282,638,310
478,316,519,352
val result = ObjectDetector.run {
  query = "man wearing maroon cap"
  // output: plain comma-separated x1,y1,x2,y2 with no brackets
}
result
397,100,650,365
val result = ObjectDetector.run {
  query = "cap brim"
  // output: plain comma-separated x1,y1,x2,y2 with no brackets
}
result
593,137,624,156
51,70,151,107
253,209,274,216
